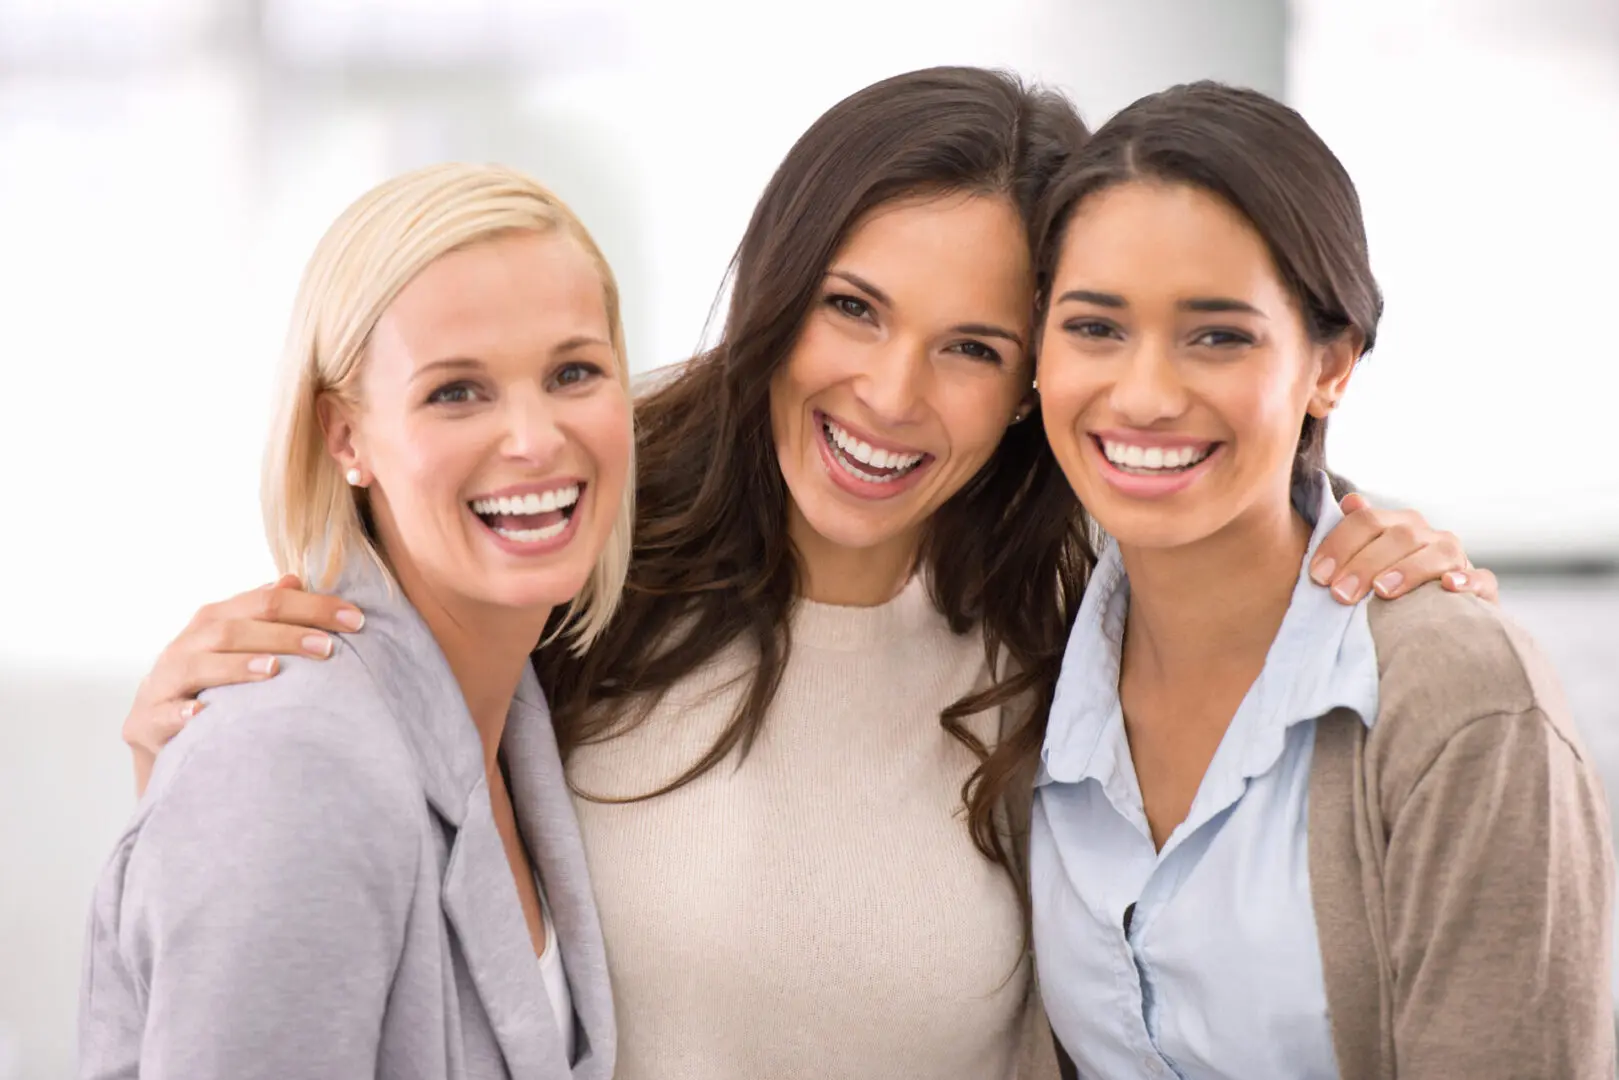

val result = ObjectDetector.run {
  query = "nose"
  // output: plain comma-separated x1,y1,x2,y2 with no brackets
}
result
853,337,930,427
500,386,567,467
1109,337,1188,427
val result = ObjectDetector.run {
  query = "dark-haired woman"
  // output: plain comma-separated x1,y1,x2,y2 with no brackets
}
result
1030,81,1614,1079
118,69,1492,1080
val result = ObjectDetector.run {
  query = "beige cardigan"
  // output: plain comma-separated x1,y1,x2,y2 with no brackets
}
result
1015,582,1614,1079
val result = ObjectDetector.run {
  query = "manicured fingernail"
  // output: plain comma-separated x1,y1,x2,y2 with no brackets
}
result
1373,571,1403,598
1310,557,1335,585
336,608,365,631
249,655,278,676
1445,571,1468,589
1331,575,1360,603
303,633,333,658
181,700,202,719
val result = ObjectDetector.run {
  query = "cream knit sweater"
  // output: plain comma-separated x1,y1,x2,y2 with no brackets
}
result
565,576,1050,1080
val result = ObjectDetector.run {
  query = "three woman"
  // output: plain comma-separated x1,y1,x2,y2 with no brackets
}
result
81,165,633,1078
1030,81,1614,1078
103,69,1519,1079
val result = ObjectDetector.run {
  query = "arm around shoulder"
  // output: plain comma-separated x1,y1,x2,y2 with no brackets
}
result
91,704,422,1079
1383,703,1616,1078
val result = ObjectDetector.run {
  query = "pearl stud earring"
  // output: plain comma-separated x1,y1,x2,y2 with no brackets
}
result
345,468,363,486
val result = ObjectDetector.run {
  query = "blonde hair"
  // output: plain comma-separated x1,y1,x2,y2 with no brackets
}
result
262,162,635,651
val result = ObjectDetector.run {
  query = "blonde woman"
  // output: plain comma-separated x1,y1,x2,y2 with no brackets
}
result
78,163,634,1080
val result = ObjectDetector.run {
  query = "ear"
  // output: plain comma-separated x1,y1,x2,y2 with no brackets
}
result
316,391,363,474
1306,331,1362,419
1010,382,1039,425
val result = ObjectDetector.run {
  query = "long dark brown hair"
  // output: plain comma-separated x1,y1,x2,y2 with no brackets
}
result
1035,81,1382,488
536,66,1095,881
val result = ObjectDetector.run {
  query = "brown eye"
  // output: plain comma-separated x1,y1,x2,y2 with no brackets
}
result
953,340,1004,366
1190,328,1254,349
1064,319,1119,340
828,294,873,320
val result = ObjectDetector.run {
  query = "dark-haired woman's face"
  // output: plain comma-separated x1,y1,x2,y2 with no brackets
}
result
769,192,1033,571
1037,181,1355,551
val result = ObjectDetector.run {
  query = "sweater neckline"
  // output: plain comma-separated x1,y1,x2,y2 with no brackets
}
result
790,574,940,651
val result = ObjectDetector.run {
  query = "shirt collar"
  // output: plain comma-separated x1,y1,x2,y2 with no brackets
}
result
1038,471,1379,789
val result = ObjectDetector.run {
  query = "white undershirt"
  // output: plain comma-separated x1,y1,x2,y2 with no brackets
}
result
535,876,576,1063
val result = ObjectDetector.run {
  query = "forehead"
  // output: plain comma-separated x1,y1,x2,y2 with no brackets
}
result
1054,181,1286,303
374,230,610,366
835,193,1033,321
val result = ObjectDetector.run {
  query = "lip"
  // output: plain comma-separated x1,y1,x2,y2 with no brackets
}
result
468,480,588,558
1087,433,1223,500
813,409,933,501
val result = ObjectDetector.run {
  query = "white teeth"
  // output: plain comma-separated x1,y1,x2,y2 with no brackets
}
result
823,416,924,475
492,520,568,543
1101,440,1213,473
469,484,581,517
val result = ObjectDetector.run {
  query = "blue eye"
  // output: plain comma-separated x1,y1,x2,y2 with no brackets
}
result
551,362,604,390
427,381,479,405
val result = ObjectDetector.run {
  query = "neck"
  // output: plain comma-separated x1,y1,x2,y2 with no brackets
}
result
787,500,919,606
1117,489,1311,686
384,550,550,775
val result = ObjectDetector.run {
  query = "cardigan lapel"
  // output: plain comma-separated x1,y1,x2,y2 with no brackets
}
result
1309,708,1395,1080
335,561,567,1076
502,667,616,1080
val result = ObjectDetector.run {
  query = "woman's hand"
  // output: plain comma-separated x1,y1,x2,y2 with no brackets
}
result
1312,493,1498,605
125,574,365,794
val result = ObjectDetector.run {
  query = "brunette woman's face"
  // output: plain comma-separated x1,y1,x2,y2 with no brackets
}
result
768,192,1034,569
1037,181,1356,552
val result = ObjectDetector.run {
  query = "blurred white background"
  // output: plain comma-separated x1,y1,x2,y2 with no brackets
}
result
1,0,1615,1075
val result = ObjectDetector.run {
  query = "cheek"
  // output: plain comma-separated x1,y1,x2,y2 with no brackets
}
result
387,416,480,486
575,392,634,489
775,316,866,411
369,416,487,532
770,328,834,452
937,377,1023,465
1034,352,1103,441
1222,357,1314,455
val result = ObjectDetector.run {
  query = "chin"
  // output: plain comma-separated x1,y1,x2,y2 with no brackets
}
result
475,566,594,614
1105,518,1213,552
795,492,914,554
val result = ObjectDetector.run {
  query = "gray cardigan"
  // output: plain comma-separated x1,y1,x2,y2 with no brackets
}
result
78,560,615,1079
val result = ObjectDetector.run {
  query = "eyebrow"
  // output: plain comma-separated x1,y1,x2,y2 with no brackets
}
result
829,269,1027,350
410,336,612,382
1055,289,1267,318
1180,297,1267,317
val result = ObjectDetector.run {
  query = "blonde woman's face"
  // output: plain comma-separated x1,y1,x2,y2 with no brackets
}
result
326,230,632,618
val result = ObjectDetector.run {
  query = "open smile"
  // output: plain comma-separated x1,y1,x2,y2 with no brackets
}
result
814,409,934,499
467,481,586,554
1089,433,1224,498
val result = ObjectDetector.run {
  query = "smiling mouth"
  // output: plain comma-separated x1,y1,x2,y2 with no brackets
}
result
819,413,930,484
468,484,583,543
1093,436,1219,475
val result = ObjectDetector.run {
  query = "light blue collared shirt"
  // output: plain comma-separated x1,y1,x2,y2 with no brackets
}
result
1031,475,1380,1080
